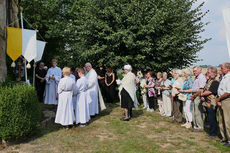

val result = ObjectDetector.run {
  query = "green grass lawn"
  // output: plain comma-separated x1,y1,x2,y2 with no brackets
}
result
3,103,230,153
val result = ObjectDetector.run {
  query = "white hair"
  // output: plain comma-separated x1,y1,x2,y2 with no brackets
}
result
124,65,132,71
85,62,92,68
162,72,167,76
183,68,192,76
176,69,182,76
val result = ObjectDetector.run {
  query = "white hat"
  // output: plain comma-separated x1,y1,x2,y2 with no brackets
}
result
124,65,132,71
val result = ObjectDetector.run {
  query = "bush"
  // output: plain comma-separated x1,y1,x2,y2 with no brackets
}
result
0,84,41,141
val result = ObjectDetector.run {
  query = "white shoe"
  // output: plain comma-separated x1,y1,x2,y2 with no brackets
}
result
161,114,166,117
149,109,154,112
186,123,192,129
147,108,150,112
143,106,147,109
181,123,188,127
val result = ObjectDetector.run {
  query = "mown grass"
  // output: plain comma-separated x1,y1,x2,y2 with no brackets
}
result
2,103,230,153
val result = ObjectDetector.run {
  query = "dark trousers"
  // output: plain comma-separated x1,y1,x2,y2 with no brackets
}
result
35,82,45,102
207,106,218,136
148,96,157,110
173,96,183,122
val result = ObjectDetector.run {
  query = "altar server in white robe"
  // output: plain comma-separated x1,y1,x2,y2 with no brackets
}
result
70,69,77,111
85,62,99,116
74,68,90,126
45,59,62,105
55,67,75,129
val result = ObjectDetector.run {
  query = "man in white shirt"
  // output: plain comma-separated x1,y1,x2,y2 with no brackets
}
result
216,62,230,147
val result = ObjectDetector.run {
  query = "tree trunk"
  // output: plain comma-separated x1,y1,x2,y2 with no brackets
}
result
0,0,19,82
0,0,7,82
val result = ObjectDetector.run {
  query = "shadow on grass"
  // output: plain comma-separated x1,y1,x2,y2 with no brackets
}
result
88,103,119,125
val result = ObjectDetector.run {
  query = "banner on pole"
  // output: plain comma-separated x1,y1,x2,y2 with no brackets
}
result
34,40,46,62
223,8,230,58
6,27,37,62
6,27,22,61
22,29,37,62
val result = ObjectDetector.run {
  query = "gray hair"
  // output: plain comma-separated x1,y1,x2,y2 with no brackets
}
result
193,66,202,71
224,62,230,70
175,69,182,76
85,62,92,68
208,66,217,74
184,68,192,76
162,72,167,77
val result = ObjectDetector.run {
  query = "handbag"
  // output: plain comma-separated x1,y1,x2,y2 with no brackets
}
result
178,93,187,102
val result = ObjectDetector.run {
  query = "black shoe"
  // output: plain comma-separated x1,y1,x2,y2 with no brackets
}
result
224,142,230,147
120,117,130,121
218,139,228,143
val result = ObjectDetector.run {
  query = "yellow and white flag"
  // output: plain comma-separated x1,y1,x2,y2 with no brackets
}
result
7,27,37,62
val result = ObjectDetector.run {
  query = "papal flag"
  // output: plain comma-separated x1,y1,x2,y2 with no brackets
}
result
7,27,37,63
223,8,230,58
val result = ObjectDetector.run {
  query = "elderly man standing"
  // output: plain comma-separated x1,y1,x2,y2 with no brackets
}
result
85,62,99,116
201,66,219,138
190,66,206,132
216,62,230,146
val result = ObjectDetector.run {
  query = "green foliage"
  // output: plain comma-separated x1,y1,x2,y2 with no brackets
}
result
20,0,209,72
0,85,41,140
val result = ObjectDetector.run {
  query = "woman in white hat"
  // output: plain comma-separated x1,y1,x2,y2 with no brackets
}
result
120,65,136,121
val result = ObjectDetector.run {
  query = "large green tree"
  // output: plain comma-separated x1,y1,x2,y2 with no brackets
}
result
20,0,209,72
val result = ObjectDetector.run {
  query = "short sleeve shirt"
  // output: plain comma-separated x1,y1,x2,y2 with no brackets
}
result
209,80,219,96
192,73,206,92
218,72,230,97
161,79,171,95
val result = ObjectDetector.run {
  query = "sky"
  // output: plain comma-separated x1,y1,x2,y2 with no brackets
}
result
195,0,230,66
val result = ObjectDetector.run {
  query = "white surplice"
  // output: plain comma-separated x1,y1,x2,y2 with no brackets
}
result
70,74,77,110
55,76,75,126
86,68,99,116
74,76,90,124
44,66,62,105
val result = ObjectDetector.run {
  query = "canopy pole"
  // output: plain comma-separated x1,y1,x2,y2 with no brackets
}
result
20,7,28,82
33,62,36,86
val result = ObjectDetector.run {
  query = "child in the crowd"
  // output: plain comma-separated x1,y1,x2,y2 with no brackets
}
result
74,68,90,127
55,67,75,129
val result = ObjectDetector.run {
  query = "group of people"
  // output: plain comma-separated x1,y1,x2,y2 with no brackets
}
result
35,59,106,129
124,62,230,147
35,59,230,146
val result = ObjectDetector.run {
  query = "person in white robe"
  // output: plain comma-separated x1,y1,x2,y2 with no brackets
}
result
70,70,77,111
74,68,90,126
55,67,75,129
44,59,62,105
120,65,136,121
85,63,99,116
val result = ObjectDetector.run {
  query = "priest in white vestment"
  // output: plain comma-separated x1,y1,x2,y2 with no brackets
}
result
74,68,90,126
44,59,62,105
55,67,75,129
120,65,136,121
85,63,99,116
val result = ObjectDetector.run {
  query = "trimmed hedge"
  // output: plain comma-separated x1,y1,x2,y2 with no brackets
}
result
0,84,41,141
